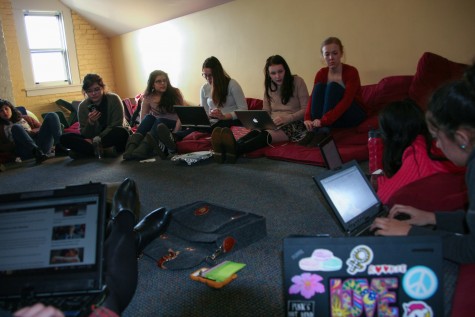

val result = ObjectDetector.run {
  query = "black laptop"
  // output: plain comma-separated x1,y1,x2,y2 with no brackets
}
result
313,160,387,236
235,110,280,131
0,183,108,317
318,135,343,170
174,105,218,128
283,235,444,316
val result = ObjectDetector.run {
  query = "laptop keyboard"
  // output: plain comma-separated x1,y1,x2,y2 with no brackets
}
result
1,293,104,317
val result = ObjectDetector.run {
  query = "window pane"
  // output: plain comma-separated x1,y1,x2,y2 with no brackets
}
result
25,15,62,49
31,52,68,83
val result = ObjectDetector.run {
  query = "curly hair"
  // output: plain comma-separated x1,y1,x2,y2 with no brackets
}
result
143,70,184,113
82,73,106,92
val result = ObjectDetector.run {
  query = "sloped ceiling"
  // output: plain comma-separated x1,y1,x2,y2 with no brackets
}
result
60,0,233,37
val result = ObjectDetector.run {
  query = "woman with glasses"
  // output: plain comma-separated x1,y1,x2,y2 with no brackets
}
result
123,70,185,161
174,56,247,145
60,74,131,159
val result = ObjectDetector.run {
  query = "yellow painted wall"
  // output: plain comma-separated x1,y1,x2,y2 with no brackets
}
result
0,0,116,117
110,0,475,105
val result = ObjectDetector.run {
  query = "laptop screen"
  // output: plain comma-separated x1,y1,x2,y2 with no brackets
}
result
319,136,343,170
0,183,106,297
318,163,379,223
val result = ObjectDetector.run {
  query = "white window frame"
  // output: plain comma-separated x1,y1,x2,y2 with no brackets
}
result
12,0,81,96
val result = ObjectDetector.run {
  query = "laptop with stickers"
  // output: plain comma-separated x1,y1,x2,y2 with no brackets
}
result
174,105,218,128
0,183,108,317
313,160,387,236
317,135,343,170
283,235,444,317
235,110,280,131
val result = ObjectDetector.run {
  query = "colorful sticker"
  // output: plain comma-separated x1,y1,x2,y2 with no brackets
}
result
289,272,326,299
402,300,433,317
287,300,315,317
346,245,374,275
368,264,407,275
402,266,438,300
299,248,343,272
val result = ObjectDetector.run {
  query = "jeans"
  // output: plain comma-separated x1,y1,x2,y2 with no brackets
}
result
11,112,61,159
310,82,366,128
136,115,176,139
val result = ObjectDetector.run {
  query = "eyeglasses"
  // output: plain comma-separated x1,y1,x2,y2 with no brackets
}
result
202,73,213,79
86,87,102,95
154,79,167,85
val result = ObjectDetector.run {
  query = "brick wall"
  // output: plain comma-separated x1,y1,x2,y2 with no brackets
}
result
0,0,116,120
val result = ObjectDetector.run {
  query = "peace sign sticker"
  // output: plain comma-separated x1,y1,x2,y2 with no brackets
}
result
402,265,438,300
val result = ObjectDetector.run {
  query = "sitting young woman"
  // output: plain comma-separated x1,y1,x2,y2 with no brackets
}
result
375,99,464,204
301,36,366,146
174,56,248,144
123,70,185,160
371,62,475,264
60,74,131,159
211,55,309,163
0,99,63,164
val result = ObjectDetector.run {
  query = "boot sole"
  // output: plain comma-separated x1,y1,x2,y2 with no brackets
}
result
221,128,237,163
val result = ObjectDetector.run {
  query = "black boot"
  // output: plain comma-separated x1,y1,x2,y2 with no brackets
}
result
237,130,261,144
32,147,47,164
134,207,172,257
237,130,271,154
110,178,141,223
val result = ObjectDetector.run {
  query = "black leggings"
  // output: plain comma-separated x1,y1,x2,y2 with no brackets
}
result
60,127,130,156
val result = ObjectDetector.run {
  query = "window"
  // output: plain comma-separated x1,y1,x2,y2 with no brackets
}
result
12,0,81,96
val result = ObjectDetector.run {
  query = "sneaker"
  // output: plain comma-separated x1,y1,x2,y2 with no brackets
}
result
156,124,176,154
146,133,167,159
32,147,48,164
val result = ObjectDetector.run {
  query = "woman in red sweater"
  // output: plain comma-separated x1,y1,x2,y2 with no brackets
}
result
375,99,463,203
301,37,366,145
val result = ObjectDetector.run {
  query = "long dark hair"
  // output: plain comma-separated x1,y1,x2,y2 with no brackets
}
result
426,63,475,141
379,99,443,177
203,56,231,107
264,55,294,105
143,70,184,113
0,99,22,124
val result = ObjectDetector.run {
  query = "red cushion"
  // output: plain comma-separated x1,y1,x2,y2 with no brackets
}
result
246,98,263,110
408,52,467,110
361,75,413,115
387,172,467,211
451,264,475,317
63,122,80,134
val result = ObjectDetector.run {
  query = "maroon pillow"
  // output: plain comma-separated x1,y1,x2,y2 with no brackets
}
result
246,98,263,110
387,172,467,212
408,52,467,110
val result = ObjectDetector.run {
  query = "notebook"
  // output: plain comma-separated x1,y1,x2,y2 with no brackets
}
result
283,235,444,317
174,105,218,128
235,110,279,131
313,160,387,236
0,183,108,317
318,135,343,170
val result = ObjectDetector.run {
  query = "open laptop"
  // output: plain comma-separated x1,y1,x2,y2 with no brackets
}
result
318,135,343,170
0,183,108,317
283,235,444,316
313,160,387,236
235,110,280,131
174,105,218,128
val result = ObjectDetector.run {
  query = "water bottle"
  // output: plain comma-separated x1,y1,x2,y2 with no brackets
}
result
368,128,383,174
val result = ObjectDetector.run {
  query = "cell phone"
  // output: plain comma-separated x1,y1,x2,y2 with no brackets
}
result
88,104,97,112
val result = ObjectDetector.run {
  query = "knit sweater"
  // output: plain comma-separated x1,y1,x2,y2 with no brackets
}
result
304,64,365,126
410,148,475,264
262,75,309,124
377,135,462,203
200,79,247,120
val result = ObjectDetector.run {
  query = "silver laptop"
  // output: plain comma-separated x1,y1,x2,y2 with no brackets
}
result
313,160,387,236
0,183,108,317
235,110,280,131
174,105,218,128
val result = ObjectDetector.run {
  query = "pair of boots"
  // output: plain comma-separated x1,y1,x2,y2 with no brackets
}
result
211,128,270,163
123,124,175,160
109,178,172,257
